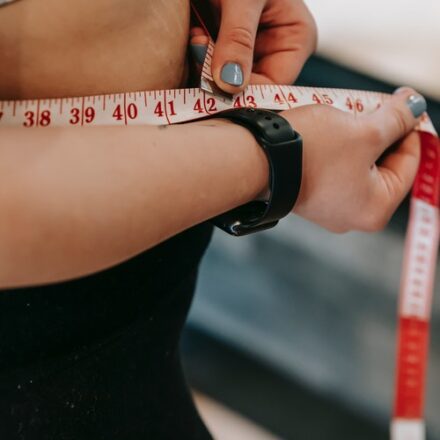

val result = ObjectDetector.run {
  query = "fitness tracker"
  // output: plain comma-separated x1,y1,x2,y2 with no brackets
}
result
209,108,303,236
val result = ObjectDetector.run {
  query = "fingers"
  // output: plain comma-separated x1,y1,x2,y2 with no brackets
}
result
355,88,425,231
362,132,421,232
365,87,427,159
253,47,313,86
277,92,426,233
210,0,266,94
189,28,209,67
377,131,421,200
193,0,317,90
253,1,318,84
190,27,209,46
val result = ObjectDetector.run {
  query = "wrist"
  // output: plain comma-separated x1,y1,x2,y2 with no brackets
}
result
198,108,302,236
193,118,270,203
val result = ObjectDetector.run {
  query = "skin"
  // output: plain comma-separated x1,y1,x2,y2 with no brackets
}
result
210,0,318,93
0,0,421,287
0,0,190,99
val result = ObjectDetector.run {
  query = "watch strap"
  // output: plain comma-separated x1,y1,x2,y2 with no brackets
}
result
210,108,303,236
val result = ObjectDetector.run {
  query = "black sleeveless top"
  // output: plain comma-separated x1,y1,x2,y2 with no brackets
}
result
0,223,214,439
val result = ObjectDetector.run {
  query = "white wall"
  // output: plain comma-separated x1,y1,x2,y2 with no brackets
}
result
305,0,440,99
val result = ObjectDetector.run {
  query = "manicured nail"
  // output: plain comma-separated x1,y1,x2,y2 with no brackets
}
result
221,62,243,86
190,44,208,65
406,94,427,118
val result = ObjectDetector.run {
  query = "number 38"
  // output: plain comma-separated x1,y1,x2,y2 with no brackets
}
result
23,110,51,127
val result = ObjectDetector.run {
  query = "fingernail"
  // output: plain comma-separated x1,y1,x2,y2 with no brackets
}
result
406,94,427,118
221,62,243,86
190,44,208,65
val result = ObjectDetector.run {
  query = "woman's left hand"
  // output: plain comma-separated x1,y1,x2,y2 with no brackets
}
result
195,0,318,94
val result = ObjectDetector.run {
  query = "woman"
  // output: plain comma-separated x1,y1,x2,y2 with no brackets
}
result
0,0,425,438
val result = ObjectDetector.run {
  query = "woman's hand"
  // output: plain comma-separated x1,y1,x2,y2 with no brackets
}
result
191,0,317,94
281,88,426,233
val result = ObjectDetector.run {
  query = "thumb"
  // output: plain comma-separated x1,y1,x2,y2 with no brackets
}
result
211,0,265,94
367,87,427,159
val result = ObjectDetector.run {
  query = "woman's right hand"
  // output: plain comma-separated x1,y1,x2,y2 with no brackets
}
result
281,87,427,233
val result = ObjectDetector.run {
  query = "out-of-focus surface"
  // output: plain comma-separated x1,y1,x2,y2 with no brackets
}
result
183,325,389,439
305,0,440,99
193,391,280,440
187,212,439,439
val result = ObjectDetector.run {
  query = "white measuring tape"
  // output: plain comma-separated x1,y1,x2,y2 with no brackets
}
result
1,2,439,438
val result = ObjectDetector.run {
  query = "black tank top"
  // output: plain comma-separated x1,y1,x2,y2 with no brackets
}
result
0,222,214,439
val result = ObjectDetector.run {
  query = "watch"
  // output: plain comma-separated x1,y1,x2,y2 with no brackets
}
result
208,107,303,236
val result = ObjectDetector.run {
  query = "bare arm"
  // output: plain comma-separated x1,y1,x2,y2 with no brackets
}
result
0,87,424,288
0,121,268,288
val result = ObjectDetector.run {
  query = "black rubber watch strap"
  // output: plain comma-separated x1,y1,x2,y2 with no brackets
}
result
209,108,303,236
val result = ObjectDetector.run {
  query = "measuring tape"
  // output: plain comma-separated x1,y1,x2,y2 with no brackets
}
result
1,3,439,438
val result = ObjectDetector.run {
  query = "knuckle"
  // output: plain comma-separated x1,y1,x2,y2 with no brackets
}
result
363,121,384,147
391,106,410,135
226,26,255,51
360,210,389,232
395,86,416,96
328,225,349,234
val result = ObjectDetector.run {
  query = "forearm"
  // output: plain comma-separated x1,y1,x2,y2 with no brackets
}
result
0,121,268,287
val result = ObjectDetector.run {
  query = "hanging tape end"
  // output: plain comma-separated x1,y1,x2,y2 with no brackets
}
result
391,419,425,440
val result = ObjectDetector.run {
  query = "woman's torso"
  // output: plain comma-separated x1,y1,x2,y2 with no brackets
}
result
0,0,190,99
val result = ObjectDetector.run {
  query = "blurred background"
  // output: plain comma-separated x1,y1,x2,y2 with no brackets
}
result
182,1,440,438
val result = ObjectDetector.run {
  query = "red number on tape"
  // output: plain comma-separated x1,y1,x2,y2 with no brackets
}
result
154,102,164,118
113,105,124,121
274,93,283,105
246,95,257,108
84,107,96,123
126,103,138,120
23,110,51,127
233,97,243,108
206,97,217,112
168,101,177,116
40,110,51,127
193,99,204,114
346,98,364,112
70,107,96,125
23,111,35,127
313,93,333,105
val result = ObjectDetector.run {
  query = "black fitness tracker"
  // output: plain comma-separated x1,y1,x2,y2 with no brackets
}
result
209,108,303,236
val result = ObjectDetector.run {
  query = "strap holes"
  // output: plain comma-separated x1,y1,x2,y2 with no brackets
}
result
273,123,280,129
265,116,272,121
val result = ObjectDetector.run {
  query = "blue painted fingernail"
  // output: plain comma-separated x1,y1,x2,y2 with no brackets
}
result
406,94,427,118
221,62,243,86
190,44,208,65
